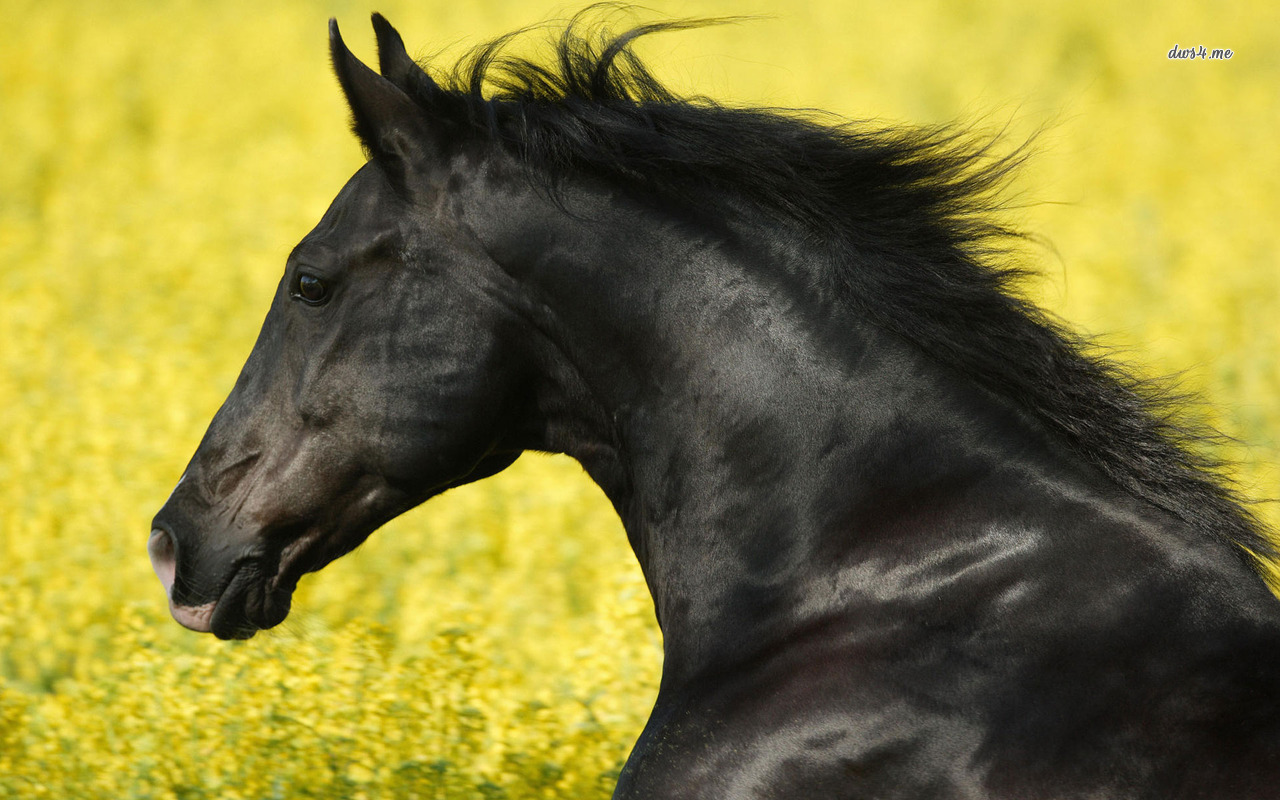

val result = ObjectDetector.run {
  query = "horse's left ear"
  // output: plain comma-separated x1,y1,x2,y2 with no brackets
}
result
329,19,441,197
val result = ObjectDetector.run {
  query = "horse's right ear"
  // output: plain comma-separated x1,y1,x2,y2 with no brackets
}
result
329,19,441,197
370,14,468,119
369,14,428,93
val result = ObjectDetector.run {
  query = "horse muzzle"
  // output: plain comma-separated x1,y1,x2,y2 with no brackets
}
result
148,527,219,633
147,519,297,640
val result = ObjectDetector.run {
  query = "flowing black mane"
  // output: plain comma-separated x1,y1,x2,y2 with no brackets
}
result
388,11,1272,568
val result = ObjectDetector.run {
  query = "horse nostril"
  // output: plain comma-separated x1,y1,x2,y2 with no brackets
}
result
211,451,262,499
148,528,177,595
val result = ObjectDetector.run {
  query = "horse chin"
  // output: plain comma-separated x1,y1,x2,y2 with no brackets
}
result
164,553,300,640
200,562,297,640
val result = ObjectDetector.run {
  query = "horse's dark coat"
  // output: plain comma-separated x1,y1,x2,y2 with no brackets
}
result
150,12,1280,798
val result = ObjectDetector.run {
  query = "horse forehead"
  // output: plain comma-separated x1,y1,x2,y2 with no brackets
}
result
301,164,410,251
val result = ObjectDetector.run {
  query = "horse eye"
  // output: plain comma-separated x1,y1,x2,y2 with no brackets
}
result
295,274,328,305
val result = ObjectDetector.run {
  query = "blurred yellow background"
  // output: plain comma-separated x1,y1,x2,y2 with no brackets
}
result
1,0,1276,796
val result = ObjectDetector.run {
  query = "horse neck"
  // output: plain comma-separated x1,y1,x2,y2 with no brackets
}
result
480,172,1280,694
497,189,1076,679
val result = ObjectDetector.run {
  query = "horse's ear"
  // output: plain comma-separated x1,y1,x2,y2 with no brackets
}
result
370,14,467,119
329,19,440,196
370,14,421,91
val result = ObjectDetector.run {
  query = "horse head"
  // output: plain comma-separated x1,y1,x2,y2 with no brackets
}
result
150,19,533,638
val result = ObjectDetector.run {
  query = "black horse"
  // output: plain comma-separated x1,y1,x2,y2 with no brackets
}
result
150,13,1280,798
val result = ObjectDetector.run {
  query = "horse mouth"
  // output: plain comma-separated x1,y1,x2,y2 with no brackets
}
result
148,527,320,640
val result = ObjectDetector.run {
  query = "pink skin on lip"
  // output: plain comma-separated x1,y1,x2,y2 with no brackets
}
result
148,528,215,633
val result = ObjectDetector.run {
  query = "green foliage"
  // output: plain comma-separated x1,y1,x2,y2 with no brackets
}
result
2,0,1276,796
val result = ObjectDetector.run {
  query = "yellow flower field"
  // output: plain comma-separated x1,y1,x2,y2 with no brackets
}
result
1,0,1276,796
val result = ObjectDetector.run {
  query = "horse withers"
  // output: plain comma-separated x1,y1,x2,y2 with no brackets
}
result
151,13,1280,798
